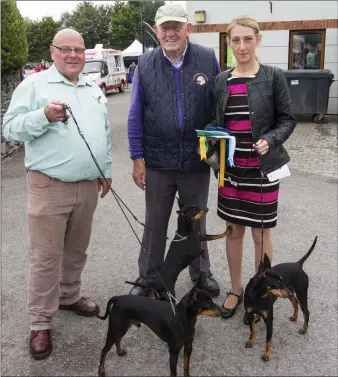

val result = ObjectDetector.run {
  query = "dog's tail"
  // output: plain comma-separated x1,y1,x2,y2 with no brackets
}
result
297,236,317,266
125,281,166,300
124,280,160,290
125,281,149,289
96,296,117,320
200,225,233,242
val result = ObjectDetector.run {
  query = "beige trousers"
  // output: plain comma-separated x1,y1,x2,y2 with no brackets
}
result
27,170,98,331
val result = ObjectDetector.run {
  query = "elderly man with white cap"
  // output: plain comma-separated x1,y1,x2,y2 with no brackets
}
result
127,3,221,297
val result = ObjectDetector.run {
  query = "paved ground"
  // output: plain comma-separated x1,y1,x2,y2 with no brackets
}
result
285,116,338,178
1,88,337,376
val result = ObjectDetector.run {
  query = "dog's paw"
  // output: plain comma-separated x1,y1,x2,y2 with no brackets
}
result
262,354,271,362
289,315,297,322
245,341,254,348
299,328,308,335
117,349,127,357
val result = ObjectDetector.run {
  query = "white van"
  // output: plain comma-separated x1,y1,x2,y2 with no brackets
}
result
83,44,126,95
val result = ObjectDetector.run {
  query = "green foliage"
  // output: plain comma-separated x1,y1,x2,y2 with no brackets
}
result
57,0,164,51
25,16,58,62
58,1,114,49
141,0,165,47
14,0,166,66
111,1,140,50
111,1,164,50
1,1,28,72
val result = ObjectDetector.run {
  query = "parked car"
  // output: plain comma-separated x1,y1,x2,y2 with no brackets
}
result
24,64,35,70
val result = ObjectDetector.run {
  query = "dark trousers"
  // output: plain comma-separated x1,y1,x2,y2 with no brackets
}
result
138,167,211,281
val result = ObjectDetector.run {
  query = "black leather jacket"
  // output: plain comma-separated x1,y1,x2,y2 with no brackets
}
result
212,64,296,175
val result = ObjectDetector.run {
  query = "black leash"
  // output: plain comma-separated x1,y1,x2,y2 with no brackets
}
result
62,104,178,312
63,105,153,233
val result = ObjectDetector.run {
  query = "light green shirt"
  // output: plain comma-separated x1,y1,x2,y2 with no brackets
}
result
2,64,112,182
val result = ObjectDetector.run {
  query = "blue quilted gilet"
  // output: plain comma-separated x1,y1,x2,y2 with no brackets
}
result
138,43,217,171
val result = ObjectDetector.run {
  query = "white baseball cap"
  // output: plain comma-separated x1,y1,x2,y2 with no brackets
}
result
155,4,188,26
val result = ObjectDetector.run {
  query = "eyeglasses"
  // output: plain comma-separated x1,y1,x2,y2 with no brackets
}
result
51,45,86,55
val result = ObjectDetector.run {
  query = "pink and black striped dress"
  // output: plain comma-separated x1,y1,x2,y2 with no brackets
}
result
217,74,279,228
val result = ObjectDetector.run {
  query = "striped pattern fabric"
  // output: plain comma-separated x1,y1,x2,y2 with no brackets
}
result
217,75,279,228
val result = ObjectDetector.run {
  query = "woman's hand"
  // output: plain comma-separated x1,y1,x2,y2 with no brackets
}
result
206,138,218,146
253,139,269,155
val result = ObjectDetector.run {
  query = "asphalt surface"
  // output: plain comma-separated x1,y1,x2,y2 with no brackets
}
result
1,88,337,376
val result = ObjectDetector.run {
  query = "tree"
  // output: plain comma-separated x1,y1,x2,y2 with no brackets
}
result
110,1,140,50
24,18,40,63
95,4,114,47
25,16,58,62
58,11,72,30
139,0,165,48
58,1,114,49
18,0,164,63
1,1,28,72
111,1,164,50
37,17,59,61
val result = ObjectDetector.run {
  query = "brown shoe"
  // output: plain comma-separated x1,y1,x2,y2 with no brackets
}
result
59,297,99,317
30,330,52,360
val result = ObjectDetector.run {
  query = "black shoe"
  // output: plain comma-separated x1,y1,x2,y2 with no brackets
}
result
193,271,220,297
128,277,151,296
221,288,243,319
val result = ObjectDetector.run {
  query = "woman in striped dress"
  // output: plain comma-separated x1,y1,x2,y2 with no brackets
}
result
219,74,279,231
212,15,296,319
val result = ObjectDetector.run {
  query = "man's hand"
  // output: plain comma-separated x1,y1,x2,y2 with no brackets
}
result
253,139,270,156
44,101,66,123
132,159,146,190
98,178,112,198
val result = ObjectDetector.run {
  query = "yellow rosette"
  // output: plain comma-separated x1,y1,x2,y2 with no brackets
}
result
219,138,225,187
199,136,207,160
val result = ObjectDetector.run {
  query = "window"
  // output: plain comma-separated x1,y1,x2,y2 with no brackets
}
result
289,30,326,69
83,61,101,74
108,55,116,73
220,33,235,72
114,56,121,71
102,62,109,76
220,33,236,71
220,33,227,72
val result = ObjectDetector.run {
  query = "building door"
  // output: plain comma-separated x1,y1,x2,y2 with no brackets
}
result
220,33,234,71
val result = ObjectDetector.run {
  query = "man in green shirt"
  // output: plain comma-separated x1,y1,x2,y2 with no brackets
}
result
3,28,112,360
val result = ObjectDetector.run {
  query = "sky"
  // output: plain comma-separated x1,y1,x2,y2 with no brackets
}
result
17,1,186,21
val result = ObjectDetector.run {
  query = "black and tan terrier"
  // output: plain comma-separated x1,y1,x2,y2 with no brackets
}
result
126,198,232,301
244,236,317,361
96,280,224,377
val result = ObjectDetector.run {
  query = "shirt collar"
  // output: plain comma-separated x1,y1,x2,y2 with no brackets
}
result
47,63,92,86
162,41,188,65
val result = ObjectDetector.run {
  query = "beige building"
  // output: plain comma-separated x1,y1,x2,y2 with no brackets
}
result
187,1,338,114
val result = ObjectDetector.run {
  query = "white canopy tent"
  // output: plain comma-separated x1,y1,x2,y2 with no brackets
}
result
122,39,143,57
